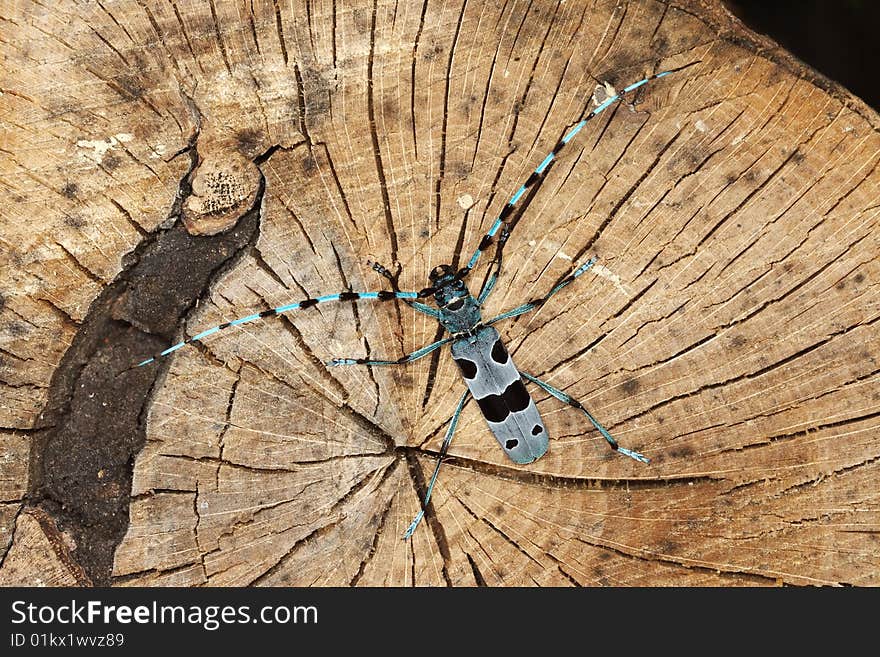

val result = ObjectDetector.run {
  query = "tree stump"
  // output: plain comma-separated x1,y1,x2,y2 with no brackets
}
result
1,0,878,587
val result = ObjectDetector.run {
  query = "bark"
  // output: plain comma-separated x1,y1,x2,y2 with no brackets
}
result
0,0,878,586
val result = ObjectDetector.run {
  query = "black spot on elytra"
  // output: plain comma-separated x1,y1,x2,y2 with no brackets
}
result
505,439,518,449
504,379,530,413
490,339,508,365
62,182,78,199
477,394,508,423
531,424,543,435
476,381,531,422
455,357,477,380
620,378,640,394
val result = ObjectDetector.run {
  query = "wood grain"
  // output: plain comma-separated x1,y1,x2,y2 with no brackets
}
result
1,0,878,586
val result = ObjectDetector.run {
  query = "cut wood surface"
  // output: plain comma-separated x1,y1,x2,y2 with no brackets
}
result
1,0,878,586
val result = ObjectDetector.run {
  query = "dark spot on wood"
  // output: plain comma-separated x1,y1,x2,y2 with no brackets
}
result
306,91,331,118
669,444,695,458
64,214,85,228
301,153,318,173
791,149,806,165
730,335,747,349
621,378,640,394
0,292,5,310
62,182,79,199
299,66,333,116
352,7,371,33
102,153,121,171
453,160,471,179
381,95,400,121
116,74,146,101
6,321,28,337
836,279,846,290
235,128,262,156
854,273,865,284
422,42,444,61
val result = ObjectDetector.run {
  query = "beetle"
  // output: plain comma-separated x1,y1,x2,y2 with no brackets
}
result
136,64,694,538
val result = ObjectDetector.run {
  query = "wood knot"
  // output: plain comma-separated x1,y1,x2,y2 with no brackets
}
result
182,151,261,236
